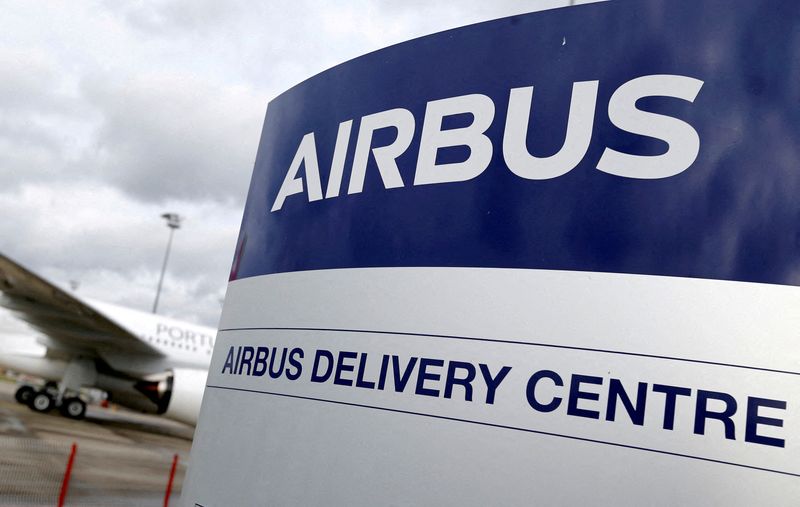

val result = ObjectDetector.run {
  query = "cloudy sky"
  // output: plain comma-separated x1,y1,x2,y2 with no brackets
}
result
0,0,593,338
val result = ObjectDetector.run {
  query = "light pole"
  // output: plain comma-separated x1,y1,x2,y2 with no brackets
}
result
153,213,182,314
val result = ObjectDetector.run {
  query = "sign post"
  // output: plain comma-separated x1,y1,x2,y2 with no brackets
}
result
183,1,800,504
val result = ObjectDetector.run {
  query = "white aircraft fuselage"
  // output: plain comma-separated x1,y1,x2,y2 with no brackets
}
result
0,253,215,426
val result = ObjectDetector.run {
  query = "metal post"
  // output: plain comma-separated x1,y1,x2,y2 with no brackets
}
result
164,453,180,507
153,213,182,314
58,442,77,507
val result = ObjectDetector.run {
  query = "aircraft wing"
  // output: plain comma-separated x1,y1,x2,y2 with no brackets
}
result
0,253,162,357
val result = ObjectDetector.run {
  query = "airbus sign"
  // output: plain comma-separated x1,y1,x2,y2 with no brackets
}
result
183,0,800,505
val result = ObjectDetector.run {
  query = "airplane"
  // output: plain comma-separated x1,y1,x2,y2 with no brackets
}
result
0,252,214,425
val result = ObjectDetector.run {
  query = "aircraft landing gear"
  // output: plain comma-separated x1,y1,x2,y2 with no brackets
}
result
28,390,55,413
14,385,36,405
59,397,87,420
22,359,95,419
26,387,87,419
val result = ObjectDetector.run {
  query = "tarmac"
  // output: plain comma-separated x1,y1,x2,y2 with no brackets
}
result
0,380,194,507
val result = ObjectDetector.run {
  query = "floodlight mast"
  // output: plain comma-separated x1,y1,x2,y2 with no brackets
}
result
152,213,182,314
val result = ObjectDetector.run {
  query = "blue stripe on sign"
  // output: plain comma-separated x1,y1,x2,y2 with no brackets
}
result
230,0,800,286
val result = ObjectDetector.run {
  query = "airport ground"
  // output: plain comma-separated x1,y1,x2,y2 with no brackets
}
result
0,378,194,507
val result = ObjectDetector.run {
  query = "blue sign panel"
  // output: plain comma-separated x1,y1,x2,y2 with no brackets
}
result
231,0,799,286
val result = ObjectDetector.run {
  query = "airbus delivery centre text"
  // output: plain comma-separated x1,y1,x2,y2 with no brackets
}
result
217,343,787,450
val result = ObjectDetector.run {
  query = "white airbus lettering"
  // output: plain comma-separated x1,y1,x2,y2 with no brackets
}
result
271,74,704,211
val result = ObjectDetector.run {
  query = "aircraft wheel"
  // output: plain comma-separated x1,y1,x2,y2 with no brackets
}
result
60,397,86,420
14,385,35,405
28,391,54,413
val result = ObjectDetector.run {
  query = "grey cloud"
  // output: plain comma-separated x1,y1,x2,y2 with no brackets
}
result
105,0,248,36
0,183,239,326
0,118,64,180
81,74,265,203
0,48,95,189
0,49,78,115
0,118,63,152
